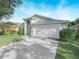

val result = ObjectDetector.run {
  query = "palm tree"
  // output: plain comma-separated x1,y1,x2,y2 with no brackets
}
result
0,0,22,19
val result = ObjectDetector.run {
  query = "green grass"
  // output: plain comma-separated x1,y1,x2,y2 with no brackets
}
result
0,34,23,47
55,40,79,59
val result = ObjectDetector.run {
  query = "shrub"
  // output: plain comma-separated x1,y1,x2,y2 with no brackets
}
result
13,38,22,42
17,27,24,35
0,25,4,35
0,30,4,35
60,28,76,42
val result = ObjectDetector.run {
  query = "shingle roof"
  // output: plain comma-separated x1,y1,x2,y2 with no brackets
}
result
24,14,70,24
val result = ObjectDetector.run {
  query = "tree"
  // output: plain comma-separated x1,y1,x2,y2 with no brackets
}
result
68,17,79,27
0,0,22,19
1,22,16,34
75,18,79,24
68,21,75,27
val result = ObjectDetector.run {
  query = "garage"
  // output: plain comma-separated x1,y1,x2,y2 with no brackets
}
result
31,24,60,39
24,14,68,39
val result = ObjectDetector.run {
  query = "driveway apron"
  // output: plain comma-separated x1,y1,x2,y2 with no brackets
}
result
0,38,59,59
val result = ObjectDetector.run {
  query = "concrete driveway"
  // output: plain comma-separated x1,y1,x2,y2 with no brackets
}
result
0,38,58,59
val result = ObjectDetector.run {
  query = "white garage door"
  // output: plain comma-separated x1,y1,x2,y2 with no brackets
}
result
31,24,60,39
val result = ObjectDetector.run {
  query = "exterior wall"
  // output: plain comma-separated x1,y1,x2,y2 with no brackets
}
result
60,24,68,30
27,20,32,37
24,20,31,37
31,17,40,24
27,24,31,36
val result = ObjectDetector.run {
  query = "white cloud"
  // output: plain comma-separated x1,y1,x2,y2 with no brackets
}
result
8,17,24,23
8,0,79,22
53,0,79,20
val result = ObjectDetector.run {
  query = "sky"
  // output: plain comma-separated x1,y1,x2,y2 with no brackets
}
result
8,0,79,23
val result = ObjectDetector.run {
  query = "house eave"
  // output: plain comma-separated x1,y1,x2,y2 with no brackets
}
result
23,14,70,24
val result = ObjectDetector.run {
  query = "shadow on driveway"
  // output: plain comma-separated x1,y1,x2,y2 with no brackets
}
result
0,38,58,59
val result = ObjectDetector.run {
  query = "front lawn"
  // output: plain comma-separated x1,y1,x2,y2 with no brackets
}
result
56,40,79,59
0,34,23,47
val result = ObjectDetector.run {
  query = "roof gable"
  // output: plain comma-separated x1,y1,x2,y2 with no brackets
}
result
24,14,70,24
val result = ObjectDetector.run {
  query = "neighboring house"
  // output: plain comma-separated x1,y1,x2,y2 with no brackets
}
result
0,22,22,33
0,21,22,35
23,14,69,39
11,22,22,32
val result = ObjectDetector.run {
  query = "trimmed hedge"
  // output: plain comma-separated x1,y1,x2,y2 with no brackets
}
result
60,28,76,42
17,27,24,35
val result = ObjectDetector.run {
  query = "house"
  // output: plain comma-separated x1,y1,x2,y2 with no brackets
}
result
23,14,69,39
